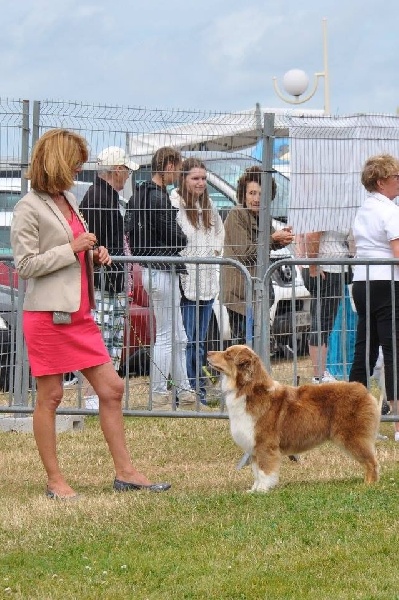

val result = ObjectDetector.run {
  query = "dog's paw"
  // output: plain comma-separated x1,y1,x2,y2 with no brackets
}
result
249,486,274,493
250,472,279,492
247,485,271,494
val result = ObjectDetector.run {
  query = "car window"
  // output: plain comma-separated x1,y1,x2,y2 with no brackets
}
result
0,192,19,253
0,227,12,254
200,155,290,222
270,171,289,222
0,191,20,210
204,159,247,189
207,182,235,210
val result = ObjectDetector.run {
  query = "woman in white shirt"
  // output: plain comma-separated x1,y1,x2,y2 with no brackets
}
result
170,158,224,404
349,154,399,441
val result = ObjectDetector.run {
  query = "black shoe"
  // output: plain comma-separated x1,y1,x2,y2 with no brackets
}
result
381,400,391,415
113,478,171,492
45,487,80,500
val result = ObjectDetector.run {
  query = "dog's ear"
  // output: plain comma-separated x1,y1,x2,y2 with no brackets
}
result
236,357,253,371
234,348,256,383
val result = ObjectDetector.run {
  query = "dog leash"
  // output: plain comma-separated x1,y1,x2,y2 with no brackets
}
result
236,452,300,470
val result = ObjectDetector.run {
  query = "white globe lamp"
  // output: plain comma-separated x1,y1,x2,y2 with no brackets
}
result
272,18,330,114
282,69,309,98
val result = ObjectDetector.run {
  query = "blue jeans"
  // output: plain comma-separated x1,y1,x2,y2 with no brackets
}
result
180,297,214,400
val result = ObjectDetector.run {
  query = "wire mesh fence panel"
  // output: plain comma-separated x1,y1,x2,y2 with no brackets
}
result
0,99,399,426
0,99,28,256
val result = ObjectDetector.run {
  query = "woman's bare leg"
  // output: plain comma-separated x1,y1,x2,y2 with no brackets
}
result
34,374,76,497
82,363,153,485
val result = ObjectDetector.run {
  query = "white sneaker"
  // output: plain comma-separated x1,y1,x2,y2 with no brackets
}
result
394,431,399,442
312,371,337,384
63,374,79,388
85,395,99,410
178,390,197,409
151,392,172,411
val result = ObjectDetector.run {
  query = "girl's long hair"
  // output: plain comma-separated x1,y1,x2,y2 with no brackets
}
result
177,158,213,229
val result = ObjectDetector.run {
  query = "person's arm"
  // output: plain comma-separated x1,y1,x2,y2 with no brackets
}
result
271,226,294,249
214,209,225,256
347,229,356,257
150,188,187,251
390,238,399,258
305,231,323,277
224,208,257,265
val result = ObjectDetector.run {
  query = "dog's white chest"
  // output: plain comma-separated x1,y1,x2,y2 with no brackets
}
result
224,389,256,453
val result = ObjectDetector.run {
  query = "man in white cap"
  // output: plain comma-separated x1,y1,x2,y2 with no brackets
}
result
79,147,139,409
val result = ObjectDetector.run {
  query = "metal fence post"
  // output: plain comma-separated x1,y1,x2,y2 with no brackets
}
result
255,112,274,364
32,100,41,148
12,99,30,410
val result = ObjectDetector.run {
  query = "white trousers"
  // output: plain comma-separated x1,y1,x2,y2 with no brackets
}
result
142,268,191,394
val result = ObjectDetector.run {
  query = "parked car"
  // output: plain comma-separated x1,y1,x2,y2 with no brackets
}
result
0,288,17,392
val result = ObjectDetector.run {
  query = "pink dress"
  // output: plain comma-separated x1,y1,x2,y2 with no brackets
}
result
23,210,110,377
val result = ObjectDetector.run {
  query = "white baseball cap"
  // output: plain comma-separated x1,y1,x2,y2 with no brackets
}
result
97,146,139,171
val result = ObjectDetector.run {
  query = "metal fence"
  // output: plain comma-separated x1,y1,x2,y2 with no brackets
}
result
1,98,399,425
2,252,399,425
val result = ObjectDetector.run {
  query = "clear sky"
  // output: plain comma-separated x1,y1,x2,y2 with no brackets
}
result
1,0,398,116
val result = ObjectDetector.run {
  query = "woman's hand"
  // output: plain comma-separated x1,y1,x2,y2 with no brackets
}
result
309,264,325,279
93,246,112,266
272,226,294,247
70,232,97,253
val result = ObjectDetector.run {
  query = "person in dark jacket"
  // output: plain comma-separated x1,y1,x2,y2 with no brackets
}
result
127,147,197,411
79,147,138,408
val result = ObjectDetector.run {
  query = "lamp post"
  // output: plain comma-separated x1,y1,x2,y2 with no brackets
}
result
272,18,330,115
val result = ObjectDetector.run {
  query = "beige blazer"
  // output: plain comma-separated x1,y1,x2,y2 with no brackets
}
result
11,189,96,312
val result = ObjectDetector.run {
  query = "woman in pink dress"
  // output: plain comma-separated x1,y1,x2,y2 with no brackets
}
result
11,129,170,498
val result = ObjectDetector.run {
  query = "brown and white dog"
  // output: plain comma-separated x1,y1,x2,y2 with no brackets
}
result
207,345,380,492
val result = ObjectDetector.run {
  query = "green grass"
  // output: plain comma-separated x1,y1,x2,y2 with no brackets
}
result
0,417,398,599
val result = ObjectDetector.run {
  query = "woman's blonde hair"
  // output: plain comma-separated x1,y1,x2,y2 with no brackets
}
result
361,154,399,192
27,128,88,194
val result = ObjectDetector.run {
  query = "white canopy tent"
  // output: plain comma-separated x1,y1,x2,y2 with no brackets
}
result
287,113,399,234
127,109,399,237
126,106,324,163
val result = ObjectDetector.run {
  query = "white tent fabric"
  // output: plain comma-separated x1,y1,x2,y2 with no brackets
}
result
127,107,324,162
286,113,399,234
128,109,399,237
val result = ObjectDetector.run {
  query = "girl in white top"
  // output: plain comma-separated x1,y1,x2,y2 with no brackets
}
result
170,158,224,404
349,154,399,441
